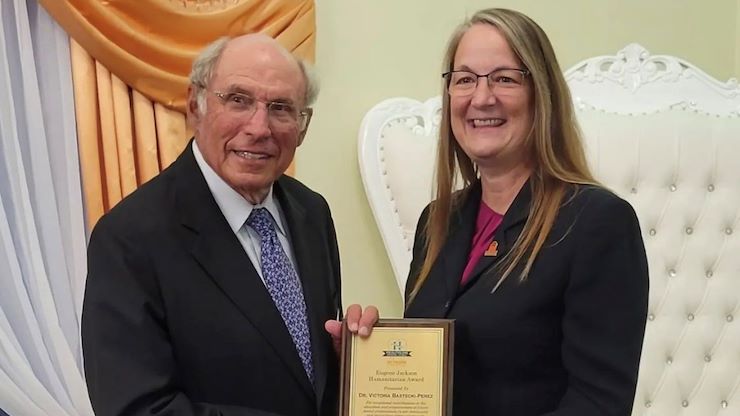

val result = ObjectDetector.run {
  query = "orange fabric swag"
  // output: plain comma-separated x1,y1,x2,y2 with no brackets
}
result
39,0,316,112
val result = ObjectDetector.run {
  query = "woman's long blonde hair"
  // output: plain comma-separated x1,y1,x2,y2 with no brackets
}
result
408,8,598,302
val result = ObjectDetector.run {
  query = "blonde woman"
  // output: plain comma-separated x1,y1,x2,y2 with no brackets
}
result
404,8,649,415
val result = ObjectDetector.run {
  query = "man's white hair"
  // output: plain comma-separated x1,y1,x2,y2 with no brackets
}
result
188,36,319,115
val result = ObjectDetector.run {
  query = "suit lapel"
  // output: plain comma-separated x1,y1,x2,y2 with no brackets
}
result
433,183,481,305
464,249,499,288
172,146,315,399
274,178,333,409
460,180,532,289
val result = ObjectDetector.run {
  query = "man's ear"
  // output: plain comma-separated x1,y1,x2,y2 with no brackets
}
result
186,85,200,128
296,108,313,147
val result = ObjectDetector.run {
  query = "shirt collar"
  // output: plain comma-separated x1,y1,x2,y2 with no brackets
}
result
192,141,288,236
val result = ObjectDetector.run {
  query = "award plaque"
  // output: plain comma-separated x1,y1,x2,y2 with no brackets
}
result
338,319,454,416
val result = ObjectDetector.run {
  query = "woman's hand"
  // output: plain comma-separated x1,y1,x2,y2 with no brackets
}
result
324,304,379,355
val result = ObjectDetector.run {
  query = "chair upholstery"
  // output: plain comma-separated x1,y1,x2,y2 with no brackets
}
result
358,43,740,415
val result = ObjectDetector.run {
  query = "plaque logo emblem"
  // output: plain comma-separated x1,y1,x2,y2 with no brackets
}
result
383,339,412,357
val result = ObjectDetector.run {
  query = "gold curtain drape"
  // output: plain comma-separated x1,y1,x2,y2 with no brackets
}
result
39,0,314,229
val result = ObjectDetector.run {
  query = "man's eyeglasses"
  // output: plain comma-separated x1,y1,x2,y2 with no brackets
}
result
211,91,312,131
442,68,530,97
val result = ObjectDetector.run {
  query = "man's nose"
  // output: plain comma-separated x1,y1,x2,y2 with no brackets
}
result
244,104,272,138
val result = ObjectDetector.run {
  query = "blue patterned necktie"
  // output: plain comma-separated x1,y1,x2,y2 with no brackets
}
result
246,208,314,383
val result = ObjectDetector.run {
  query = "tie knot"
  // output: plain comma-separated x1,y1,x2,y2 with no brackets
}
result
246,208,275,239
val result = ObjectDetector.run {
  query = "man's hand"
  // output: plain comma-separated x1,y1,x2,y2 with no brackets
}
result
324,304,379,355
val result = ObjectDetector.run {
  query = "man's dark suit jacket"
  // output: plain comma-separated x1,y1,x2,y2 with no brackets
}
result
82,144,342,416
405,181,649,416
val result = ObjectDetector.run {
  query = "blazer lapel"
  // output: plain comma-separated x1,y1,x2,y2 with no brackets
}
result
460,180,533,289
433,183,481,304
172,146,315,399
274,178,335,410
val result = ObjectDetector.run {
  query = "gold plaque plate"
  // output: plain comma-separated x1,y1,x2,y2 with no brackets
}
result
339,319,454,416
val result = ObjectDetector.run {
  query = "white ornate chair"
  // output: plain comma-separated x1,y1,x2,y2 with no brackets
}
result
358,44,740,415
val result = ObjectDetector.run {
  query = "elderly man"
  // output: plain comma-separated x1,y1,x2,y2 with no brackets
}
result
82,34,375,416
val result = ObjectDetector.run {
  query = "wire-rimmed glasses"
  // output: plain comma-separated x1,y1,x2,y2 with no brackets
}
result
442,68,530,97
212,91,312,131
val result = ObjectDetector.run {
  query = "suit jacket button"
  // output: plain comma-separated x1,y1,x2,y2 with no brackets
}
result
444,301,451,309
